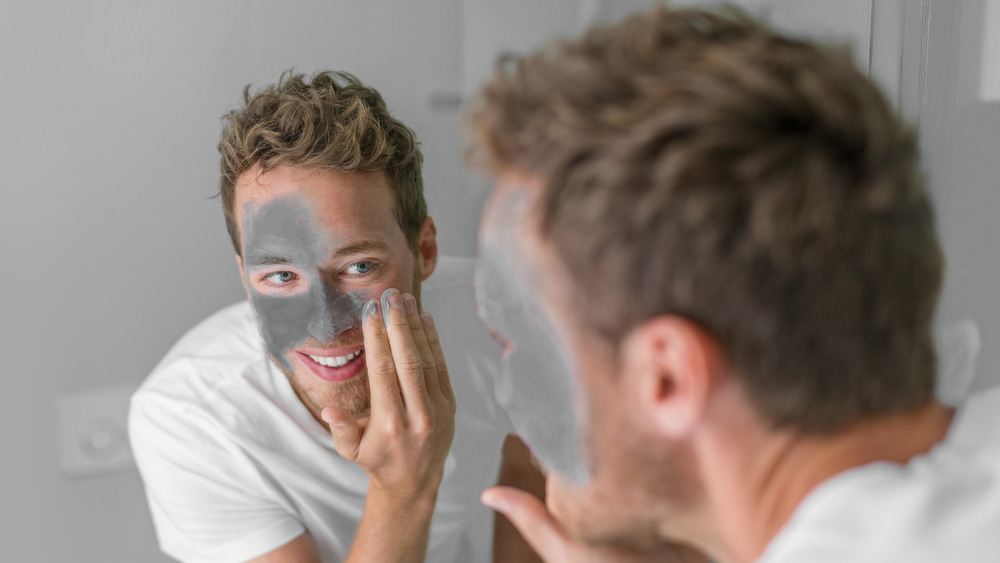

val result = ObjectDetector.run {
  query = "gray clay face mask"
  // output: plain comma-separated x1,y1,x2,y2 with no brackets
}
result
241,194,370,370
475,189,590,483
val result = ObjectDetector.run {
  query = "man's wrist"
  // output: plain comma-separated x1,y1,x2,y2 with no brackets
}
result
366,479,440,514
348,479,439,563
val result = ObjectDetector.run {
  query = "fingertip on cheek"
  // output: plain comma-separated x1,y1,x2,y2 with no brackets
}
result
402,293,416,314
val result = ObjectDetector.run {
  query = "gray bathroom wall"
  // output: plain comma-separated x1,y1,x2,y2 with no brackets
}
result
916,0,1000,394
0,2,465,560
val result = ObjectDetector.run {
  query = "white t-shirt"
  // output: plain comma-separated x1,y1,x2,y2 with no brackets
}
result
758,385,1000,562
129,257,512,563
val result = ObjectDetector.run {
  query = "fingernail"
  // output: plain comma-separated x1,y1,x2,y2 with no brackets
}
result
402,293,416,314
362,299,379,324
388,289,402,309
421,312,433,327
380,289,395,328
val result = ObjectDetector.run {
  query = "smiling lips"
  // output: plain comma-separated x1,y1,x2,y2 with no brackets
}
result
298,348,366,382
309,350,362,367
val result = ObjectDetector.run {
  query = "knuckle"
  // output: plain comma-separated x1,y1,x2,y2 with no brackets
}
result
396,353,423,373
420,356,436,373
380,416,404,435
412,414,434,436
369,357,396,375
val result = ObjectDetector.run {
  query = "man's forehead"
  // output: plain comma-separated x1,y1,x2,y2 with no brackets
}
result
240,194,326,263
485,174,579,319
485,176,552,259
234,165,397,252
235,165,390,219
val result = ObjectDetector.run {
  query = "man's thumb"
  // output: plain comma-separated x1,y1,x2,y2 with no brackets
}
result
321,406,362,461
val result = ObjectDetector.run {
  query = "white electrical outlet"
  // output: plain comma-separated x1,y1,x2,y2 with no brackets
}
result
56,385,136,477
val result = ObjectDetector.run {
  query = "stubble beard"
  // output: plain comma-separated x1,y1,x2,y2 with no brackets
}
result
560,375,701,551
278,357,372,418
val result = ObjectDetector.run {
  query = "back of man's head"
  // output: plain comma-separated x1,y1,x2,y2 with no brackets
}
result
218,70,427,257
466,6,943,433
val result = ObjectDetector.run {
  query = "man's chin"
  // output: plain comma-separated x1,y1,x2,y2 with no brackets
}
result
303,378,372,420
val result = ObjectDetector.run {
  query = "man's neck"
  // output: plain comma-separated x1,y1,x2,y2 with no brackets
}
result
696,386,955,563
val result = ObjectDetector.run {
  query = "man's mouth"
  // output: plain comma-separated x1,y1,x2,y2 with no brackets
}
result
307,350,362,368
297,347,366,382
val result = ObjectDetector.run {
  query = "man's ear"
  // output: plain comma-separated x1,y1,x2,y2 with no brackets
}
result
416,217,438,281
622,316,721,439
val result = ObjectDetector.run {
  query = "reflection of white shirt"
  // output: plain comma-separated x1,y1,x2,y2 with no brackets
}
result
129,257,510,563
758,385,1000,563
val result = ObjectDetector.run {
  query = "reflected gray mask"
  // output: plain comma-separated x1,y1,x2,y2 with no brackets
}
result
475,190,590,483
242,195,370,370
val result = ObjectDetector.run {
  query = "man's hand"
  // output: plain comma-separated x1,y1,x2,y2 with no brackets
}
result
482,486,709,563
321,288,457,562
494,435,546,562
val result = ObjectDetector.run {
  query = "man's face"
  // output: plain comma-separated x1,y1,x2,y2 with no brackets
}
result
475,177,590,483
235,166,427,420
476,175,701,548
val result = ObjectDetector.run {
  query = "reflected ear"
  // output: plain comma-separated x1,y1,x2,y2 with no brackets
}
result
417,217,438,281
622,316,721,439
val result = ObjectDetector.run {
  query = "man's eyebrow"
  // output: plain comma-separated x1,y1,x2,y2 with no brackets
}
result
333,240,392,258
246,254,293,267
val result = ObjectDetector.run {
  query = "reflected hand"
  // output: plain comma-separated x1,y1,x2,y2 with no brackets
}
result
482,486,708,563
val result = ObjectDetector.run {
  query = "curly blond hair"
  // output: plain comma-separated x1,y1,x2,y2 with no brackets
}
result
218,70,425,255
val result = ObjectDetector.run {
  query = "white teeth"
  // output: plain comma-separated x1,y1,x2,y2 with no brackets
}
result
309,350,361,368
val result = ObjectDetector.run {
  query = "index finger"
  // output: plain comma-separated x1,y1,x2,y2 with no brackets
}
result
362,298,403,416
481,486,572,560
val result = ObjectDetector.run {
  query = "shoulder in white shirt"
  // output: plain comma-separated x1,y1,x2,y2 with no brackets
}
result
129,256,511,563
758,384,1000,563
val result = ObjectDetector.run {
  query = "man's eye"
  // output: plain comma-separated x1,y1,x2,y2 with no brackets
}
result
265,271,296,285
345,261,374,275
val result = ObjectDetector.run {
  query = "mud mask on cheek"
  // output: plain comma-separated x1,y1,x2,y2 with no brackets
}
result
475,191,590,483
242,195,371,370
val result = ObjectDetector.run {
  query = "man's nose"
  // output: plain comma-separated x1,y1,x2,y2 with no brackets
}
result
307,285,360,341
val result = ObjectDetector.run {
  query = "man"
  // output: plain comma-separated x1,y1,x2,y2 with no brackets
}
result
466,6,1000,563
129,71,542,562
